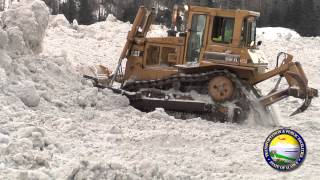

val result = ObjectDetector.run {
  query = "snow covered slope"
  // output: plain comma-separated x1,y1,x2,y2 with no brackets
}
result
42,14,167,70
0,2,320,179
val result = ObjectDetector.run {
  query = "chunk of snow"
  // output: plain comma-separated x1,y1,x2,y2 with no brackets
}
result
106,14,117,22
5,138,33,155
72,19,79,30
6,27,30,55
0,134,9,144
109,126,122,134
9,81,41,107
17,170,51,180
31,132,45,150
17,127,46,139
0,50,12,73
1,0,49,54
0,28,8,49
50,14,70,28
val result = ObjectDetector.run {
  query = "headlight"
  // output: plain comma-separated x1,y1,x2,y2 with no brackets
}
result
184,5,189,11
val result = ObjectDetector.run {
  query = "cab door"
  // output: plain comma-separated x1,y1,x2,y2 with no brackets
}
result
185,14,207,64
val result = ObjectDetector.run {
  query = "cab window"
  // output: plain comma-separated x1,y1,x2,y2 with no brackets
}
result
186,14,207,63
212,17,235,44
241,17,257,46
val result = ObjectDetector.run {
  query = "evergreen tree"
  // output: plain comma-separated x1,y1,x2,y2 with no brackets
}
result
68,0,78,22
60,2,69,17
60,0,77,23
300,0,318,36
285,0,302,29
268,1,282,27
78,0,97,25
36,0,319,36
43,0,60,15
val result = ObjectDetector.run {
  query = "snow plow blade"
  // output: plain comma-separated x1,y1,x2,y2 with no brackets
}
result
79,65,113,88
111,88,242,122
250,53,318,116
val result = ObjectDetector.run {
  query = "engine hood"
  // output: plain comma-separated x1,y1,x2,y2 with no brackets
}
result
248,49,268,65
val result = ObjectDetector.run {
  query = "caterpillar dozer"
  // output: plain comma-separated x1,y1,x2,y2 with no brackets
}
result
81,5,318,123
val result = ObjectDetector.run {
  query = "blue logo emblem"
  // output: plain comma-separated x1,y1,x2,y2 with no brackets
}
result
263,128,306,171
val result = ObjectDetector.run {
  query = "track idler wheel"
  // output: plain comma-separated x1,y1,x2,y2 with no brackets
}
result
208,76,235,102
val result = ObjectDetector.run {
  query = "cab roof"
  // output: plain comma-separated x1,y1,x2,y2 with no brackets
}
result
189,6,260,17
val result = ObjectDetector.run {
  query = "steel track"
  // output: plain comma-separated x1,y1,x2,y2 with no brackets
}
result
122,70,254,123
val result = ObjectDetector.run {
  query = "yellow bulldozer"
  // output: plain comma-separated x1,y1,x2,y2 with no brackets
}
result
82,5,318,123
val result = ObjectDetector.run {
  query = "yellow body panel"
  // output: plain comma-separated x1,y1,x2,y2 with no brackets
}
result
125,6,266,81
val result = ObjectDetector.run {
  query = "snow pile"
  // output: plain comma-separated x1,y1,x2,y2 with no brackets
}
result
49,14,70,28
42,14,167,70
257,27,301,41
0,0,49,107
0,2,132,179
0,3,184,179
1,0,49,55
42,14,131,70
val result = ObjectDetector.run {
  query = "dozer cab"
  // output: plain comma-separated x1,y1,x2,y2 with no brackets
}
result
82,5,318,123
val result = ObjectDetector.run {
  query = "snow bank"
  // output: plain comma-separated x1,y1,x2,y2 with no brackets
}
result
42,14,131,69
42,14,167,70
0,0,49,108
257,27,301,41
0,3,131,179
1,0,49,55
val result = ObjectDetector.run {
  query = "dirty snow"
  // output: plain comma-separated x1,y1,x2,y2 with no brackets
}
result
0,1,320,179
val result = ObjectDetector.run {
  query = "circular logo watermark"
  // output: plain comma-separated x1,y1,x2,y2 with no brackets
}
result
263,128,306,171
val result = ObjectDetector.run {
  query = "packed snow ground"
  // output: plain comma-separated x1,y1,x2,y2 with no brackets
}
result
0,1,320,179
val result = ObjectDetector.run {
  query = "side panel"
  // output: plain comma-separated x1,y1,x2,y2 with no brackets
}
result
125,37,185,81
125,56,178,81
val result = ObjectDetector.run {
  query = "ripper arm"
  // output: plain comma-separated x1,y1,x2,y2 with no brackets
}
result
249,53,318,116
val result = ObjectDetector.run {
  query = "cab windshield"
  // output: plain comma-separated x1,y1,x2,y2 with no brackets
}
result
242,17,257,47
